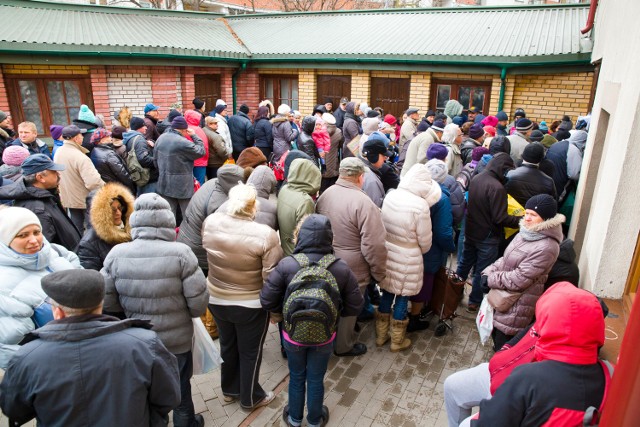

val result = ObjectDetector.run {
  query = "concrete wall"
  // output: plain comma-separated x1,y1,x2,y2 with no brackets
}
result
570,0,640,298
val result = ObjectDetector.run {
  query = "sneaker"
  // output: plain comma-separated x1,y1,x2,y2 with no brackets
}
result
466,303,479,313
222,395,236,403
241,391,275,410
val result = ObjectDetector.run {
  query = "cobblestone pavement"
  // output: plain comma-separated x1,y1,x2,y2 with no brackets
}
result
1,291,493,427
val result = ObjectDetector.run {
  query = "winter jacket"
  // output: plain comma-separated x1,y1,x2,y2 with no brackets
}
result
443,175,465,226
277,159,321,256
177,165,246,269
123,131,159,183
465,153,521,243
227,111,254,155
505,163,557,207
316,177,387,286
460,137,482,165
203,126,228,168
399,117,419,150
271,115,299,163
444,142,463,177
153,129,205,200
219,165,277,231
0,164,22,181
401,128,439,177
203,209,284,304
507,132,530,164
333,107,346,129
545,239,580,289
143,114,160,142
545,138,571,199
323,123,343,179
0,178,81,251
260,214,363,321
359,157,386,208
90,143,135,194
53,140,104,209
342,104,361,147
380,165,440,296
72,118,98,152
0,240,81,368
253,116,274,150
102,193,208,354
215,114,233,156
312,128,331,155
297,116,320,163
77,183,134,271
422,183,456,274
483,214,564,336
567,130,587,182
0,315,180,427
474,282,607,427
185,110,209,168
8,138,50,158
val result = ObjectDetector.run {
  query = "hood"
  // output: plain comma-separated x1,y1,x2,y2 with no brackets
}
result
247,165,276,199
89,182,135,245
534,282,605,365
520,213,565,243
301,116,317,134
483,152,514,183
122,130,143,147
271,116,288,125
569,130,588,152
216,164,246,194
399,163,442,207
293,214,333,255
130,193,176,241
29,314,152,342
362,118,379,135
557,238,577,263
284,150,313,180
444,99,463,118
345,102,356,114
0,177,54,201
184,109,203,126
287,158,321,195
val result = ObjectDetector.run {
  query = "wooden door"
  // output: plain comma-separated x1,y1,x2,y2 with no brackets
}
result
370,77,410,121
317,75,351,110
194,74,221,115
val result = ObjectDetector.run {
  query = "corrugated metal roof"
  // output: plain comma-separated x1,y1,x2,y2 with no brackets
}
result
228,5,591,64
0,1,249,59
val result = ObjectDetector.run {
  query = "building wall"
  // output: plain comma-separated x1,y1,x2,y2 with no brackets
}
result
107,67,153,120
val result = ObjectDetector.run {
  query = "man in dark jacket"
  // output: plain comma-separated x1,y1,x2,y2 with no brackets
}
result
297,116,320,164
0,154,81,250
460,123,486,165
153,116,205,219
456,153,522,312
123,117,158,195
227,104,255,161
505,143,557,206
333,97,348,130
0,269,180,427
143,103,161,142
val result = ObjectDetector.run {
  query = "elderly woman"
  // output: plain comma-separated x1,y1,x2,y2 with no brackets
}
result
0,207,82,368
482,194,563,351
203,183,284,410
441,123,463,176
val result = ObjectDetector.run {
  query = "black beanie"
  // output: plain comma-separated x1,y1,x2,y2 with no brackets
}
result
193,98,205,110
522,143,545,164
417,119,430,133
130,117,145,131
167,109,182,122
239,104,250,114
529,130,545,142
525,194,557,220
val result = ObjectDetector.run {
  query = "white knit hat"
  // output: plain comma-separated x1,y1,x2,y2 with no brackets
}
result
277,104,291,115
0,207,42,246
426,159,447,184
215,99,226,107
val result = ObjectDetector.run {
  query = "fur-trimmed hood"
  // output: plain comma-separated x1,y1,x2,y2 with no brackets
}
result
520,213,565,243
89,182,135,245
270,115,289,124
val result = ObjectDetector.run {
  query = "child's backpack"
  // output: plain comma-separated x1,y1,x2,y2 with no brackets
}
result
282,254,341,345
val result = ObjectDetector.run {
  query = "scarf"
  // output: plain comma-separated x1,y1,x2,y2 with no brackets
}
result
519,224,547,242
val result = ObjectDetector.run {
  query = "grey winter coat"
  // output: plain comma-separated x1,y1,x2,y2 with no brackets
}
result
507,132,530,164
154,129,205,199
443,175,466,226
102,193,208,354
177,165,246,269
483,214,564,336
271,116,299,162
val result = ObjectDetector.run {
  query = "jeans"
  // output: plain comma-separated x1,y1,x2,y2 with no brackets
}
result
378,290,409,321
172,351,196,427
137,180,157,196
193,166,206,185
457,218,466,265
284,340,333,427
443,363,491,427
456,236,500,306
209,304,269,408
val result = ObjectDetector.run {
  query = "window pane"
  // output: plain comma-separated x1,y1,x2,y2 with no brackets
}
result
292,99,299,111
51,108,69,126
472,87,485,111
458,86,471,109
47,81,65,108
64,81,81,106
68,107,80,123
291,79,298,101
436,85,451,109
265,79,274,101
18,80,43,134
280,79,290,102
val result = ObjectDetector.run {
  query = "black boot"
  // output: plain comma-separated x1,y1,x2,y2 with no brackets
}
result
406,314,429,332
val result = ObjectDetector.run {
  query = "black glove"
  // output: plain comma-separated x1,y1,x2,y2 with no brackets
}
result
481,275,490,294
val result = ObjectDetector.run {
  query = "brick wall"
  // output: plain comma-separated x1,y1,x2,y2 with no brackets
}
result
235,68,260,114
89,65,110,127
0,70,9,115
410,72,431,113
351,70,370,105
107,67,153,118
2,64,90,75
298,69,316,116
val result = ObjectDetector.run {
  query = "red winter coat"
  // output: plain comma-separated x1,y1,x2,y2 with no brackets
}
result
185,110,209,167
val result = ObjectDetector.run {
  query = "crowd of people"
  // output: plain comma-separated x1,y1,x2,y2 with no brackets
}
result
0,96,610,427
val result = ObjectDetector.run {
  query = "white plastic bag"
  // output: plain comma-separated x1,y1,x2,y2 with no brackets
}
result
192,318,223,375
476,296,494,346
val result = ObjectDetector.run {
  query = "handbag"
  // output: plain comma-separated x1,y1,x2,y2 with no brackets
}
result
487,288,522,313
192,318,222,375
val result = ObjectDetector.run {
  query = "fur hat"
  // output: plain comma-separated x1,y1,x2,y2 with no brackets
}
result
525,194,557,220
78,104,96,123
468,123,485,140
236,147,267,168
426,143,448,161
522,143,545,164
0,207,41,246
2,145,30,167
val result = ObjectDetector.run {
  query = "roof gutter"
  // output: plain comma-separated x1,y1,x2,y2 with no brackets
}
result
232,61,247,114
498,66,508,112
581,0,598,34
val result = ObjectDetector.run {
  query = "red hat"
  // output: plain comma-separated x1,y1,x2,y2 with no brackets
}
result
483,126,496,137
383,114,397,126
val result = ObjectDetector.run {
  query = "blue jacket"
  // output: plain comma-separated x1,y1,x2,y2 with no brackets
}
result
227,112,254,154
253,117,273,149
9,138,50,158
422,184,456,274
51,139,64,157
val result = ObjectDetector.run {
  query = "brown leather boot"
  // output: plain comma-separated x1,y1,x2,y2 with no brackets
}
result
390,318,411,352
374,309,391,347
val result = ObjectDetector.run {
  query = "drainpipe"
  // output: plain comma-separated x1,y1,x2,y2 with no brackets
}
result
498,66,507,112
232,61,247,114
581,0,598,34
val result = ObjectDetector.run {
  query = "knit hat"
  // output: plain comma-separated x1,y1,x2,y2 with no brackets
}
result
481,115,498,127
417,120,430,133
171,116,188,130
426,143,448,161
541,134,557,149
339,157,365,177
78,104,96,123
167,109,182,123
516,118,534,131
525,194,557,220
483,126,496,137
193,98,205,110
558,116,573,132
0,110,7,123
514,108,526,118
431,120,446,132
216,99,226,107
130,117,145,131
49,125,64,140
111,125,126,141
90,128,111,145
538,121,549,133
522,143,545,164
321,112,336,125
496,111,509,121
468,123,485,140
143,103,159,114
472,146,490,162
237,147,267,168
383,114,397,126
367,109,380,118
41,269,105,309
239,104,250,114
426,159,447,184
529,130,545,142
2,145,30,166
278,104,291,115
452,116,464,127
0,207,42,246
425,110,436,118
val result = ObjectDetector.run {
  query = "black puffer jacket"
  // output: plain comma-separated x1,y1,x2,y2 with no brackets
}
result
460,137,481,165
90,144,135,194
505,164,557,207
260,214,363,317
253,117,273,149
227,111,254,155
297,116,320,163
545,239,580,290
466,153,521,243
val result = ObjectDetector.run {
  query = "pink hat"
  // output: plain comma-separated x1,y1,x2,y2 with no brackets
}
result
483,126,496,137
481,115,499,127
2,145,30,166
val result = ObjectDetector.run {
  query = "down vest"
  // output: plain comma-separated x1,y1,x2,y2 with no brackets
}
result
101,193,208,354
483,214,564,336
380,164,441,296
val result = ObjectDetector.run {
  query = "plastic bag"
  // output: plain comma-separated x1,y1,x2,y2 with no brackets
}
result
504,194,525,239
192,318,222,375
476,296,494,346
